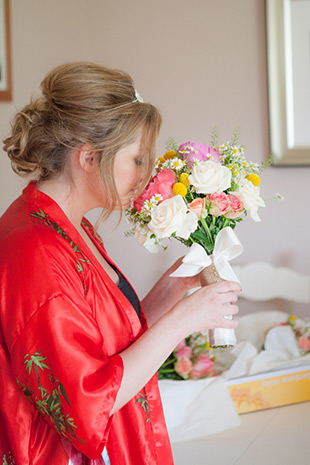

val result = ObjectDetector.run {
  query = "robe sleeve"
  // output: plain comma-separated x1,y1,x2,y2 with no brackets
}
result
10,292,124,460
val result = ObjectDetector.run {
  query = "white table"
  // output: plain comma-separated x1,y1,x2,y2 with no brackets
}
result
171,402,310,465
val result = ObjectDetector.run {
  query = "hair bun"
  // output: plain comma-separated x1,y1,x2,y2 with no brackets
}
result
18,98,47,127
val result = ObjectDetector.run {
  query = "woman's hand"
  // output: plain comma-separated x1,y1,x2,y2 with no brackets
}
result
170,280,241,337
165,256,202,292
142,256,201,326
142,256,240,328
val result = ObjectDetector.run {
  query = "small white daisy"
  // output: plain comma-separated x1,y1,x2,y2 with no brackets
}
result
141,199,155,215
151,194,163,204
168,158,185,170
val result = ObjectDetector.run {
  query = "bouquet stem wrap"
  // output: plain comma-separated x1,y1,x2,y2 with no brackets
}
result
200,264,236,348
171,227,243,349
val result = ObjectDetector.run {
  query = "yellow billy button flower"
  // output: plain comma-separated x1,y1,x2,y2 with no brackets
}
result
155,157,166,170
179,172,190,186
172,182,187,197
156,156,166,166
164,150,177,160
246,173,261,186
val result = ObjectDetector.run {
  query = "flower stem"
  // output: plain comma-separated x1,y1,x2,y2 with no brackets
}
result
200,217,213,244
160,358,176,368
158,368,177,373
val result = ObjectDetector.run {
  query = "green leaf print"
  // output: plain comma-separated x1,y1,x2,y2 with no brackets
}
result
2,451,15,465
17,350,86,445
30,208,92,295
135,389,151,423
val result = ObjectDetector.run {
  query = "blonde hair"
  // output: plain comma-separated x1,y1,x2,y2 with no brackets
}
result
3,62,162,214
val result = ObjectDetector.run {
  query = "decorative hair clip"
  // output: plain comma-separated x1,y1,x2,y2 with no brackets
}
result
134,90,144,103
105,89,144,112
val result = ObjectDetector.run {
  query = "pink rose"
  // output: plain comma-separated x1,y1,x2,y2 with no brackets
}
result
176,346,192,359
178,142,221,167
175,357,193,379
225,194,244,219
206,192,230,216
297,337,310,352
188,198,205,217
188,354,215,380
134,169,176,212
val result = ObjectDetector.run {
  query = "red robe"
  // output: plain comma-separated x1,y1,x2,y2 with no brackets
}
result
0,182,174,465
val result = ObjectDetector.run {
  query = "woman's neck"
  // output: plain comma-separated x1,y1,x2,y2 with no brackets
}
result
36,176,91,230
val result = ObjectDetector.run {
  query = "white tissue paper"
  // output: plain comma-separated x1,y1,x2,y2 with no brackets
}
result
158,376,240,443
159,311,310,442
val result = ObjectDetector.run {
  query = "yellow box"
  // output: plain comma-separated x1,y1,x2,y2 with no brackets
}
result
226,365,310,414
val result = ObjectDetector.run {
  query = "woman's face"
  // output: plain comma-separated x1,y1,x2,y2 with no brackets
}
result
113,131,146,210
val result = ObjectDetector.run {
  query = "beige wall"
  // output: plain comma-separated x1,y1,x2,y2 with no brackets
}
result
1,0,309,313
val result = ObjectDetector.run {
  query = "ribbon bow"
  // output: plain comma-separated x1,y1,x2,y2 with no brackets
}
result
170,227,243,282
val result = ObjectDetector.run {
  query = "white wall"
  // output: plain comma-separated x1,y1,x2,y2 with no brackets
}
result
0,0,309,314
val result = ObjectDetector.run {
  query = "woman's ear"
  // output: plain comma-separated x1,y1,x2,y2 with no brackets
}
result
78,147,99,173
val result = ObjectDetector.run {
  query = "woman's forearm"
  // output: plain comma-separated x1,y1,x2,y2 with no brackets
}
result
111,280,241,414
110,306,183,415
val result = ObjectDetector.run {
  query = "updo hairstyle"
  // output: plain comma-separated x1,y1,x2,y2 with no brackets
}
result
3,62,162,212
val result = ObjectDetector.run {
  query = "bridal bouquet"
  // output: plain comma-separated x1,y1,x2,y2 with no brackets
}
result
126,129,273,347
126,129,267,255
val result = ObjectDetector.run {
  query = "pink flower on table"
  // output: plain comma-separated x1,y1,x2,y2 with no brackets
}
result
133,169,176,212
297,337,310,352
175,357,193,379
225,194,244,219
187,198,205,217
205,192,230,216
178,142,221,167
188,354,215,380
176,346,193,359
175,339,186,352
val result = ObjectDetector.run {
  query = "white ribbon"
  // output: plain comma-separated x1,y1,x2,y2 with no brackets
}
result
170,227,243,282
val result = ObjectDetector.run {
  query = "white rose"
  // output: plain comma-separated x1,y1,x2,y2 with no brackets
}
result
149,195,198,239
188,160,231,194
233,178,265,222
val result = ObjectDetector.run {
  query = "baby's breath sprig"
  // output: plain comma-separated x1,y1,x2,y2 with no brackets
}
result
165,137,179,152
210,126,219,147
230,127,241,146
258,153,274,172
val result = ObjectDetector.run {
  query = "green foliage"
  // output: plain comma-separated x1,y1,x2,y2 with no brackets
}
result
157,353,183,380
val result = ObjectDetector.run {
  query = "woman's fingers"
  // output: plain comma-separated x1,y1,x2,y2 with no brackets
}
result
210,280,242,294
174,279,242,336
221,315,239,329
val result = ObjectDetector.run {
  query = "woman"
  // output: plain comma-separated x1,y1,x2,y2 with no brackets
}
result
0,62,240,465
